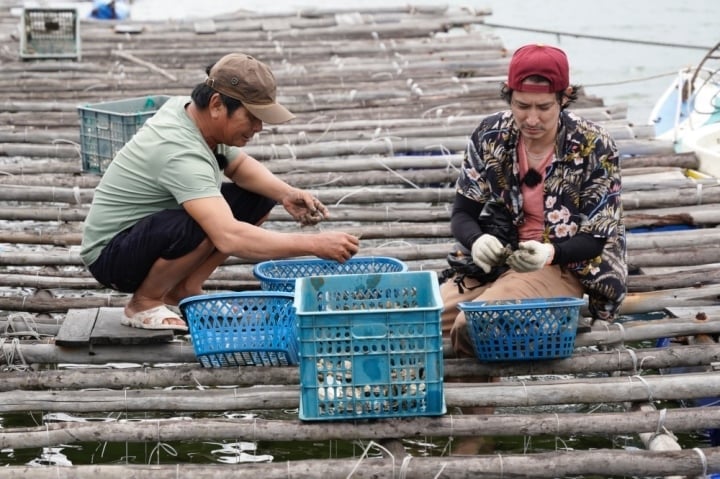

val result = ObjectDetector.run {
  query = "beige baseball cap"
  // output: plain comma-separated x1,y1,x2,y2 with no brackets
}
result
205,53,295,124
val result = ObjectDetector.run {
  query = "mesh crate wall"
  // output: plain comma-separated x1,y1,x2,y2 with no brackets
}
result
77,95,170,174
20,8,81,60
294,271,446,421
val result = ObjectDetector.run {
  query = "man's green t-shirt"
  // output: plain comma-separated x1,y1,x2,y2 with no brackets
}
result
80,96,240,266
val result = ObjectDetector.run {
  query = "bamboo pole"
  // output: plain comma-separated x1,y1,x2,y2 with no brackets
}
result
1,343,718,390
0,278,720,316
1,312,719,368
0,447,717,479
13,180,720,208
0,263,716,292
0,408,717,450
111,50,179,82
0,372,718,413
0,218,716,251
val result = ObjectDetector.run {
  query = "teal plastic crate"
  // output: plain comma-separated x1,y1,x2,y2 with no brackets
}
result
77,95,170,174
179,291,298,368
295,271,445,421
253,256,407,292
20,8,80,61
459,297,585,362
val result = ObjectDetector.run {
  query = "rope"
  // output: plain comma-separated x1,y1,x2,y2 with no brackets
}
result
654,408,667,439
624,348,638,374
346,440,396,479
584,70,680,88
441,415,454,456
399,455,412,479
520,380,530,406
432,463,447,479
374,156,421,189
697,183,703,205
4,312,41,340
613,322,626,346
554,412,561,436
481,22,713,51
638,355,655,372
631,375,655,403
496,452,504,478
148,420,178,464
692,447,708,477
0,337,29,371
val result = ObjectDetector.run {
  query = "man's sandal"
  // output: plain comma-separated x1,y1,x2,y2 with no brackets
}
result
121,305,188,332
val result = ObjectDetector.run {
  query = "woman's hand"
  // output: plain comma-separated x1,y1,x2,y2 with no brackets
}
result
506,240,555,272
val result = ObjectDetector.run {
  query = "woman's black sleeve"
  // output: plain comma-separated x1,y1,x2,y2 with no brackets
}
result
450,193,484,249
552,233,607,265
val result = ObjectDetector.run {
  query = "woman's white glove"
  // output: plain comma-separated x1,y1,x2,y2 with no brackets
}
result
506,240,554,272
471,234,506,273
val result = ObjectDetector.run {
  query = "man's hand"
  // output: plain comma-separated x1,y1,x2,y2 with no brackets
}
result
314,231,360,262
506,240,554,272
471,234,507,273
281,188,329,226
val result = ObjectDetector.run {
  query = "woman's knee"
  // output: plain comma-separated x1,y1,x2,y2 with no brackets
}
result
449,310,476,358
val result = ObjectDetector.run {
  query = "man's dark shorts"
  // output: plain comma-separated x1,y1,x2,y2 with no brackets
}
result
88,183,276,293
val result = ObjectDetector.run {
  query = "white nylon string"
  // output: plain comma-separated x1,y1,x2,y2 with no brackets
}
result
346,441,396,479
399,455,413,479
692,447,708,477
496,452,504,478
625,348,639,374
631,374,655,402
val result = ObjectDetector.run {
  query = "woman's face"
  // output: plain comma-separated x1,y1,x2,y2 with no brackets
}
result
510,89,561,143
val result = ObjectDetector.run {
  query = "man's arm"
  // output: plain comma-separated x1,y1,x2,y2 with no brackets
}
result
224,150,329,225
224,150,292,201
182,196,358,262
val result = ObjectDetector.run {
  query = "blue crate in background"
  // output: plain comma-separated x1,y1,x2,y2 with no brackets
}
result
253,256,407,293
77,95,170,174
294,271,445,421
179,291,298,368
459,297,585,362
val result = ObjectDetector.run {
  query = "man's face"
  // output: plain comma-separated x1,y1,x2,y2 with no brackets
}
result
510,89,561,142
221,105,262,147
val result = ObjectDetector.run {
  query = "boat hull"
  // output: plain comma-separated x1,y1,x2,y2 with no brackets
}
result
676,122,720,177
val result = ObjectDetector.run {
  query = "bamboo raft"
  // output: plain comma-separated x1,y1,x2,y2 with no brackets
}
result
0,2,719,478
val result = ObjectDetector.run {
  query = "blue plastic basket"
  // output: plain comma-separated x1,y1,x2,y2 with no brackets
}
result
178,291,298,368
294,271,445,421
459,297,585,362
253,256,407,292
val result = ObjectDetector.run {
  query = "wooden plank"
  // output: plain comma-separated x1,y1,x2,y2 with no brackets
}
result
89,307,175,346
55,308,98,347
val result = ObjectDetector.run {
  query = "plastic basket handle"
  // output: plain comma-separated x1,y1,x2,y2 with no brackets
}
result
351,323,388,339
